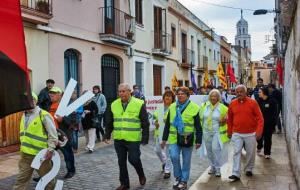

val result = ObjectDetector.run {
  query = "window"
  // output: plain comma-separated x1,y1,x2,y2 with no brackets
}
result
154,6,162,49
191,35,194,50
244,40,246,48
185,80,189,87
257,71,261,78
238,40,241,46
214,50,216,61
178,80,183,87
239,28,241,34
135,0,143,25
197,40,201,66
135,62,144,92
171,25,176,47
181,32,187,63
243,28,245,34
64,49,80,94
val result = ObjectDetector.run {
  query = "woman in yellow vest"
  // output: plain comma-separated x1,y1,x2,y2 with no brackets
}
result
153,90,175,179
161,87,202,190
13,92,58,190
199,89,229,177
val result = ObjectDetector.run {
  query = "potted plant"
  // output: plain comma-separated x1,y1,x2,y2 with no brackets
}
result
36,0,49,14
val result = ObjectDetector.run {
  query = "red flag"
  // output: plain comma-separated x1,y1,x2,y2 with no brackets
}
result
0,0,33,118
276,58,284,86
226,64,237,83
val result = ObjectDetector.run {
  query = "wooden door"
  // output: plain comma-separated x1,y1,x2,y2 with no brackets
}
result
153,65,162,95
154,6,162,49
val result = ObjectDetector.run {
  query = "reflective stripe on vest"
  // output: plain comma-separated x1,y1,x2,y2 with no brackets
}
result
20,110,49,155
168,101,200,144
112,97,143,141
199,102,230,143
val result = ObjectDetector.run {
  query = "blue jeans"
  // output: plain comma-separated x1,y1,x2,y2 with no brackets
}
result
169,144,193,182
72,130,79,150
60,141,76,173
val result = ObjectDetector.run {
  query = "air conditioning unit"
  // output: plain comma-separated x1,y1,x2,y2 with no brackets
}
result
126,47,133,57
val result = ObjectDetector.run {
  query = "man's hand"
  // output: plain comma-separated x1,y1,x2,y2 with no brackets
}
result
104,139,110,144
154,121,159,129
44,150,54,160
195,143,201,150
160,141,166,149
219,116,227,125
256,134,262,140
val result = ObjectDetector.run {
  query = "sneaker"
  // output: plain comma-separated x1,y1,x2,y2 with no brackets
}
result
246,171,253,176
228,175,240,182
215,171,221,177
163,172,171,179
176,182,187,190
88,149,93,153
257,149,262,153
139,175,146,186
265,155,271,159
208,168,215,175
173,178,180,189
85,147,89,151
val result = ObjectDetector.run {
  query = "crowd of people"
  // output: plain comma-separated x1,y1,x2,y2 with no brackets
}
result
13,77,282,190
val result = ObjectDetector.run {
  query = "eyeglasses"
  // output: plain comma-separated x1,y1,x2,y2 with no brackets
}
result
177,93,186,96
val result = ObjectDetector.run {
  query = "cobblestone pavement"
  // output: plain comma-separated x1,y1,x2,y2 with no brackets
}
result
0,140,209,190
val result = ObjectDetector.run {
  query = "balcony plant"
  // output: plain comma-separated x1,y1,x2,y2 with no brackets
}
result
36,0,50,14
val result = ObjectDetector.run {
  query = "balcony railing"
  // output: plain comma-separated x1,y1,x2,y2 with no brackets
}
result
181,49,195,68
99,7,135,46
20,0,53,24
20,0,52,15
152,31,172,56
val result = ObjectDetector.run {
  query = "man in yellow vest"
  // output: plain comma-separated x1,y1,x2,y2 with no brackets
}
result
13,92,58,190
104,83,149,190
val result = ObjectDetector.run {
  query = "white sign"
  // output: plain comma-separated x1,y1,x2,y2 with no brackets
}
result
31,149,63,190
55,78,94,117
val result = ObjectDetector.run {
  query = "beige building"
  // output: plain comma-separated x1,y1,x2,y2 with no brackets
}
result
20,0,226,101
251,60,275,88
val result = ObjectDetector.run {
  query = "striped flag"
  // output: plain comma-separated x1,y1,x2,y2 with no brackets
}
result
171,73,179,90
217,63,228,89
203,69,210,87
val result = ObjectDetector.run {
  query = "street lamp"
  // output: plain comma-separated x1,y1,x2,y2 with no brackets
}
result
253,9,280,15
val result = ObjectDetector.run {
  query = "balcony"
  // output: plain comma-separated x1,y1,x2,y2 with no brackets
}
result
152,32,172,56
181,49,195,69
99,7,135,46
196,55,208,71
20,0,53,24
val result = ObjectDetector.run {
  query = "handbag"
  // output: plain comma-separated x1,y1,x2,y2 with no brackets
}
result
177,132,194,147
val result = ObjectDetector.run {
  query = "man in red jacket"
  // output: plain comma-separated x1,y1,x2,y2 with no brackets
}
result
227,85,264,181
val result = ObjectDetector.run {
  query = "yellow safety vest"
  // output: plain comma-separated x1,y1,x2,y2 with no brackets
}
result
111,97,144,142
20,110,49,155
168,101,200,144
199,101,230,143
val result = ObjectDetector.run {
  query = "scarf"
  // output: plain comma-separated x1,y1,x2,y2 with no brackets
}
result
206,102,219,131
173,99,190,135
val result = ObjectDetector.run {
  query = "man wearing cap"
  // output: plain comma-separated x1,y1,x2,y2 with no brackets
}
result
49,86,76,178
38,79,55,111
13,92,58,190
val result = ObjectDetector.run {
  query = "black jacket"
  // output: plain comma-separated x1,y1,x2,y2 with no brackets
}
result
81,101,98,130
257,97,278,128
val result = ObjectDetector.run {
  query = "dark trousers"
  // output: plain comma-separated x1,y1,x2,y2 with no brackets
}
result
277,116,282,132
114,140,145,187
257,125,274,155
96,114,105,140
60,141,76,173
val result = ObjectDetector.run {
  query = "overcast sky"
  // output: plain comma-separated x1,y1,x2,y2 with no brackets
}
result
177,0,275,61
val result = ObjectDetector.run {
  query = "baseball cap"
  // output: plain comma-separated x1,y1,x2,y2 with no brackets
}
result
49,86,62,93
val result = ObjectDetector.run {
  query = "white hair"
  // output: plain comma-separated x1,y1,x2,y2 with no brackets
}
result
118,83,131,91
208,89,221,101
235,85,247,92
